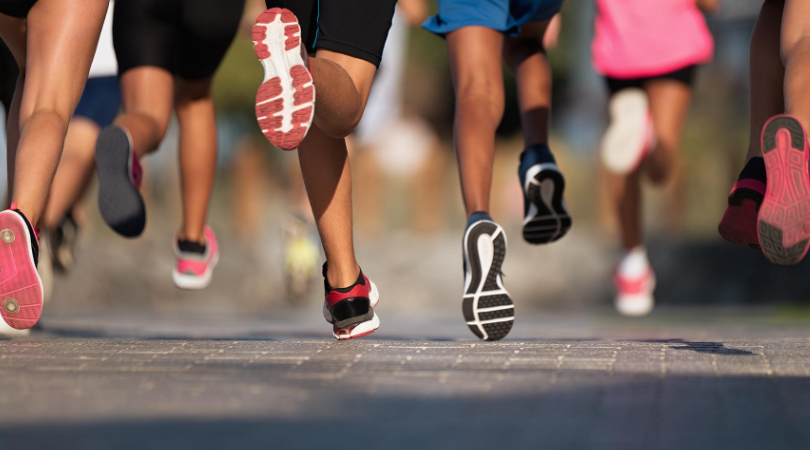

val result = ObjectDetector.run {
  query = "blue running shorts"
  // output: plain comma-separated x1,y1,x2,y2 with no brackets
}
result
423,0,564,37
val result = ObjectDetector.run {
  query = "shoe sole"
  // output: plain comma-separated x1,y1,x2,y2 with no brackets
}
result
522,163,572,244
758,115,810,266
463,221,513,341
601,88,650,175
96,127,146,238
253,8,315,151
718,180,764,250
0,211,43,330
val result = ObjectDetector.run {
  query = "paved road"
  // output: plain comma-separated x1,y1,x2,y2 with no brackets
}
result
2,308,810,450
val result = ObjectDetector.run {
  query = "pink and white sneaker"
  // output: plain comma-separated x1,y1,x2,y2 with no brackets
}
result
252,8,315,151
172,226,220,290
601,88,655,175
321,264,380,340
613,248,655,317
0,205,43,330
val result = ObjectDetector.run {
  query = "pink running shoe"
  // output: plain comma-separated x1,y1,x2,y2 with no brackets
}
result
758,115,810,266
252,8,315,151
0,205,43,330
614,248,655,317
172,226,220,290
718,178,765,250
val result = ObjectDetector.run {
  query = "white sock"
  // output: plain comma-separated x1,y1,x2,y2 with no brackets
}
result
618,246,650,278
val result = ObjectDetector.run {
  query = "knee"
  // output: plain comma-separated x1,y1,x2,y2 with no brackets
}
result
456,76,505,120
504,38,544,68
175,80,213,105
19,107,70,136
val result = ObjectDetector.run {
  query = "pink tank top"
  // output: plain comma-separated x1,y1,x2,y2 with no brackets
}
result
592,0,714,79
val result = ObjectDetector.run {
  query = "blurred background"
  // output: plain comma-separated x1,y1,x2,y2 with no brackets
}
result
4,0,810,324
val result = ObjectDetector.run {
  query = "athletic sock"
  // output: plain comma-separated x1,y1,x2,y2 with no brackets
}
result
519,144,557,172
738,157,766,183
466,211,493,229
322,262,365,292
178,240,206,254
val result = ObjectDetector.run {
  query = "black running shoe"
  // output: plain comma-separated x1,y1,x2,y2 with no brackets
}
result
519,144,572,244
50,212,79,272
462,212,514,341
95,126,146,237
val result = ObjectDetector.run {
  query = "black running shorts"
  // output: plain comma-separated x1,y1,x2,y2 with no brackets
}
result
265,0,397,67
0,0,37,18
605,65,697,96
113,0,244,79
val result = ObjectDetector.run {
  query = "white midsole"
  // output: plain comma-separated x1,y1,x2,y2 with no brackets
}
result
462,221,511,341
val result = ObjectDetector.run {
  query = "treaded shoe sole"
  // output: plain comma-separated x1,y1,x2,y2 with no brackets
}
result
522,163,571,244
718,180,764,250
253,8,315,151
758,115,810,266
601,88,650,175
463,221,513,341
95,127,145,238
0,211,43,330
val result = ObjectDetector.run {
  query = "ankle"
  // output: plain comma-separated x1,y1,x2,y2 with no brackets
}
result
325,261,361,289
178,229,205,245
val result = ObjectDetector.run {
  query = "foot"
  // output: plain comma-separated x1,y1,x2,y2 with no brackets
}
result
253,7,315,151
614,247,655,317
95,126,146,237
718,157,766,249
519,144,572,244
462,213,514,341
173,227,220,290
757,115,810,266
50,212,80,272
601,88,654,175
0,206,43,330
321,264,380,340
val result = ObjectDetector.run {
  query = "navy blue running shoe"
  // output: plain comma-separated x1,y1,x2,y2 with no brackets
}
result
518,144,572,244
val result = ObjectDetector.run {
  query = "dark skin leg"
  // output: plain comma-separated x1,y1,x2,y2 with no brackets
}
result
781,0,810,131
446,26,505,216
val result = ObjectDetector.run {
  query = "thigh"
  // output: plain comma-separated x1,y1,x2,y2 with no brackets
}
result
178,0,244,79
317,0,397,67
781,0,810,62
643,78,692,147
266,0,318,53
21,0,108,121
113,0,179,77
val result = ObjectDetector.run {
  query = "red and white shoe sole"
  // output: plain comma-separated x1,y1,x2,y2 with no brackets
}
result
601,88,651,175
0,211,43,330
758,115,810,266
252,8,315,151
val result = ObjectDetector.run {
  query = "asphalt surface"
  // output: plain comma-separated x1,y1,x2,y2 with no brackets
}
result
2,308,810,450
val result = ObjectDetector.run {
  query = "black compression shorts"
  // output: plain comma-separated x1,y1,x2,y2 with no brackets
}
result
0,0,37,18
113,0,244,79
265,0,397,67
605,65,697,96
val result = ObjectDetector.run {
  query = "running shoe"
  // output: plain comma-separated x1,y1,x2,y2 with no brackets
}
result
757,115,810,266
601,88,655,175
0,205,43,330
0,319,30,337
173,226,220,290
321,263,380,340
718,157,766,250
614,248,655,317
519,144,572,244
50,212,79,272
253,8,315,151
462,213,514,341
95,125,146,237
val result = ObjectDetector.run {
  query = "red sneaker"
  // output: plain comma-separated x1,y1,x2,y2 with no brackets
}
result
757,115,810,266
252,8,315,151
718,177,765,250
321,265,380,340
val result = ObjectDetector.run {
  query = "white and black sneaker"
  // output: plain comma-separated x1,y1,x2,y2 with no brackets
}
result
519,144,572,244
462,213,514,341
